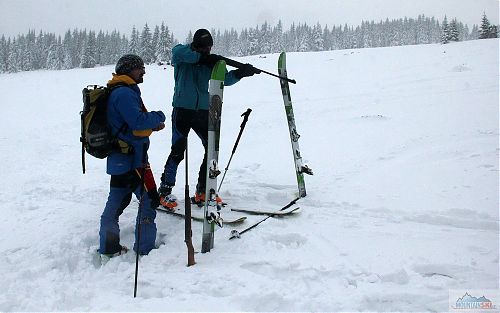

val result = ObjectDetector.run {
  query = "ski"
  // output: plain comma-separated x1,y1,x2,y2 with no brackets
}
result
277,52,313,198
157,205,246,225
202,60,227,253
229,197,301,239
230,206,300,216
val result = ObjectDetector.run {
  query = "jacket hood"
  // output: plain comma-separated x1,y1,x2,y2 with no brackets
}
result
107,74,137,88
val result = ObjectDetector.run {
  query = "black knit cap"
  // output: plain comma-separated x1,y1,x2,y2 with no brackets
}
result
115,54,144,75
192,29,213,48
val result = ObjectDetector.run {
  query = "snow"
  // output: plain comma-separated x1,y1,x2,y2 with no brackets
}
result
0,39,498,311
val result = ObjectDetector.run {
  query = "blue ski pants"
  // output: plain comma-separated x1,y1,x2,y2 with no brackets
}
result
99,170,157,255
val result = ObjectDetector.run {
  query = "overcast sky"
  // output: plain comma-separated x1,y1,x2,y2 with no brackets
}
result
1,0,498,39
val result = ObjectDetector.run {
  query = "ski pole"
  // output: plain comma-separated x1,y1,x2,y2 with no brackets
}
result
218,108,252,192
184,141,196,266
221,56,297,84
134,142,148,298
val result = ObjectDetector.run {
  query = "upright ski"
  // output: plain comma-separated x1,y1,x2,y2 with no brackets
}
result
202,60,226,253
278,52,313,198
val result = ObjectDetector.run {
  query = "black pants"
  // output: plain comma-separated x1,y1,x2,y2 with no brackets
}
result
161,107,208,191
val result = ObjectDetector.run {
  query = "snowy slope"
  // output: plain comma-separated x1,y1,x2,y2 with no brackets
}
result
0,39,498,312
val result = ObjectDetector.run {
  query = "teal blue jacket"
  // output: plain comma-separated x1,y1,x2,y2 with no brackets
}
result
171,44,240,110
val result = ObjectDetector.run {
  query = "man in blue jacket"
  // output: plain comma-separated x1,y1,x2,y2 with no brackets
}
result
158,29,257,208
99,54,166,257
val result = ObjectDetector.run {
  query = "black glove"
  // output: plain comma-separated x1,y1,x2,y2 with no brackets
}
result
148,188,160,209
234,63,258,79
198,53,223,67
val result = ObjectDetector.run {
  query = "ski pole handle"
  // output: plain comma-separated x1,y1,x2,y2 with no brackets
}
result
233,108,252,154
222,56,296,84
240,108,252,130
218,108,252,193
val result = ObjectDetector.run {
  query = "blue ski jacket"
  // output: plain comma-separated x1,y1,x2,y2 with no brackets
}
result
106,74,166,175
171,44,240,110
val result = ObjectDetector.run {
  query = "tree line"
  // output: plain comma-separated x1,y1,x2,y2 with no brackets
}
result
0,14,497,73
441,13,498,43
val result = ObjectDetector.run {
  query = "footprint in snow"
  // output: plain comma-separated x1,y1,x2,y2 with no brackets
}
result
262,233,308,249
450,64,471,72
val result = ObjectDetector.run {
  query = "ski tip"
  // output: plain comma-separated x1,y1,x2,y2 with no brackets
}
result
278,51,286,69
211,60,227,81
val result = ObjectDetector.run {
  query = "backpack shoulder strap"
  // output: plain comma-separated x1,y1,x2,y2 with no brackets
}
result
107,83,134,141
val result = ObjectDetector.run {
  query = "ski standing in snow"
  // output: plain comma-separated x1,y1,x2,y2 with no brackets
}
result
277,52,313,197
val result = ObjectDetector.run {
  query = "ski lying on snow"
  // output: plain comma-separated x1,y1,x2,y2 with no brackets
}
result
230,206,300,215
229,197,301,239
157,205,246,225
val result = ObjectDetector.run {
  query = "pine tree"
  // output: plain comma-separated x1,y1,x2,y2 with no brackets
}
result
95,31,106,65
19,34,32,71
120,34,128,56
129,26,139,54
152,25,160,63
104,30,123,65
272,20,284,53
70,29,82,68
80,31,97,68
311,23,324,51
479,13,491,39
30,31,44,70
238,28,249,56
140,23,154,63
247,26,259,55
449,19,460,41
296,23,311,52
61,30,73,69
46,40,63,70
7,38,19,72
441,16,450,43
158,22,172,62
227,28,240,56
259,22,272,54
0,36,8,73
488,25,498,38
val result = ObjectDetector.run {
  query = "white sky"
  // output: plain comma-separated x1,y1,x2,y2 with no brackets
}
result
1,0,498,39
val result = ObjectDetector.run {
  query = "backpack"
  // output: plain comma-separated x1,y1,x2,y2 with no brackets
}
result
80,84,130,174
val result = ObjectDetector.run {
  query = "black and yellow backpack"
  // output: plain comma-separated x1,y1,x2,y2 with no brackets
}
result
80,85,130,173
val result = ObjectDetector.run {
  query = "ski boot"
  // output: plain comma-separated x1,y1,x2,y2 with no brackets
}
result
191,191,223,208
158,184,177,210
100,245,128,265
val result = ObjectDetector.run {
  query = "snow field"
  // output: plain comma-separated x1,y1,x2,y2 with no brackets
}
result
0,39,498,311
